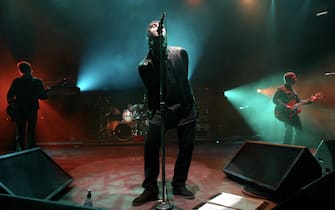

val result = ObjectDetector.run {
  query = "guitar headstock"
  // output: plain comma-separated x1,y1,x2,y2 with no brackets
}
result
310,91,324,102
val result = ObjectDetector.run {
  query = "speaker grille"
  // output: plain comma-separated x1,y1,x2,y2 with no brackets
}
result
314,139,335,175
223,141,322,199
0,147,73,199
0,194,101,210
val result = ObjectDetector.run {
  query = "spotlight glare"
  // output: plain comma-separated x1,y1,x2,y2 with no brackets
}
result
316,11,328,16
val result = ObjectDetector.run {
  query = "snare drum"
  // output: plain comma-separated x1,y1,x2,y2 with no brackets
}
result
122,109,133,123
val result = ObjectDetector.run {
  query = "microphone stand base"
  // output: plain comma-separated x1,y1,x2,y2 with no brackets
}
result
151,200,175,210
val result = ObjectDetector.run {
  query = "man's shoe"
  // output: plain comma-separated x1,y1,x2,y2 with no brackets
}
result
172,186,194,199
132,189,159,206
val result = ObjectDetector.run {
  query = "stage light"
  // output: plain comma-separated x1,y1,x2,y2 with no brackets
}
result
76,14,205,91
76,67,103,91
239,105,249,110
186,0,202,7
242,0,254,5
224,74,285,143
77,46,143,92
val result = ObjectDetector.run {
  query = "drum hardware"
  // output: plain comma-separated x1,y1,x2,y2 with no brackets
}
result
122,109,133,123
99,103,149,141
104,107,121,118
107,120,119,131
130,103,144,111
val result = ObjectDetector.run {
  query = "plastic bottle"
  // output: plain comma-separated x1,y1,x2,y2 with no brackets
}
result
83,189,93,207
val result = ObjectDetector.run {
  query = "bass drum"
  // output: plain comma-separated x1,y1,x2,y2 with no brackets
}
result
114,123,132,141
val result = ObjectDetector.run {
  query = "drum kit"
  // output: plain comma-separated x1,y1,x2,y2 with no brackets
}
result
100,103,149,141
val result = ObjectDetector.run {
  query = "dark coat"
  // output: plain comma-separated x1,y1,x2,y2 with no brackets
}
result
138,46,195,119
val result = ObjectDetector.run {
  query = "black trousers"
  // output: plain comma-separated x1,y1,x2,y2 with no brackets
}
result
284,115,302,145
142,121,195,193
15,109,38,150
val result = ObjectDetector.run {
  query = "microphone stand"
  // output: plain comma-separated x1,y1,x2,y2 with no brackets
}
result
152,12,173,210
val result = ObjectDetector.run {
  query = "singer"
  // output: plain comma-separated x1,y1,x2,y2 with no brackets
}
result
132,18,197,206
7,61,48,151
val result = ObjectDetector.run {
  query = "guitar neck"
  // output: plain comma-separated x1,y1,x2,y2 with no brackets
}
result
295,93,321,108
295,99,310,107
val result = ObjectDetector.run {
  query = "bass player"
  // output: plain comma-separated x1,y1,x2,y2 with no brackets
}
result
273,72,321,145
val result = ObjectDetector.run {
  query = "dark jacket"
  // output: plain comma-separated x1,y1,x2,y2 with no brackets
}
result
138,46,195,119
7,75,48,111
273,84,301,122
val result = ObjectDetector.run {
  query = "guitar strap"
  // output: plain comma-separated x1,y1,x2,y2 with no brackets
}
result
280,85,291,95
280,85,300,103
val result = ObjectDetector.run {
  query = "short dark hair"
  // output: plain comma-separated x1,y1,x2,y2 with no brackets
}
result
283,72,296,83
146,20,167,49
146,20,160,38
17,61,32,74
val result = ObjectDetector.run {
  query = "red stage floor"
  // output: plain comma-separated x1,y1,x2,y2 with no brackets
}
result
37,140,277,210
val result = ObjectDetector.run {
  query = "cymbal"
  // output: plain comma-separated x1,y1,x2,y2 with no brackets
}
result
112,108,121,115
131,104,144,110
104,107,121,117
104,112,112,118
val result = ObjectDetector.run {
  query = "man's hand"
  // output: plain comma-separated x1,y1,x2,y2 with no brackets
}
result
310,95,318,102
286,104,297,111
309,92,323,103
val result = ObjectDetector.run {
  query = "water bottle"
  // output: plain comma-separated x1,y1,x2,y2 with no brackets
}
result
83,189,93,207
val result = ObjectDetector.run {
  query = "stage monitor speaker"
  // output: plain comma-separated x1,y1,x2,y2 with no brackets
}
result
223,141,322,201
0,193,104,210
314,139,335,175
0,147,73,199
273,170,335,210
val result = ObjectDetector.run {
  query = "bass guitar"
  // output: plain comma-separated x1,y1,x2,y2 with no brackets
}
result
274,92,323,123
6,86,52,122
6,103,17,122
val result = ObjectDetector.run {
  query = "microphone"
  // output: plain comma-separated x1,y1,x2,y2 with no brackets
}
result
158,12,165,35
325,72,335,76
159,12,165,27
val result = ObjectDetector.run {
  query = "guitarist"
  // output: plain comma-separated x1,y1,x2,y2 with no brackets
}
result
273,72,318,145
7,61,48,151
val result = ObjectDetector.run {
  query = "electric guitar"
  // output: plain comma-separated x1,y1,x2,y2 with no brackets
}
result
6,87,52,122
274,92,323,123
6,103,17,122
